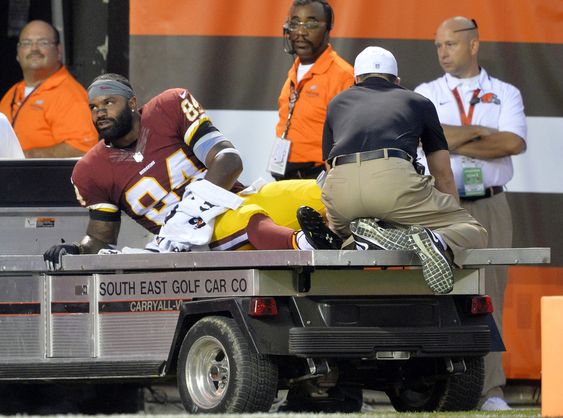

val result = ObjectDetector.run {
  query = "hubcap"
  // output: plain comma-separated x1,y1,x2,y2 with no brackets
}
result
185,335,230,409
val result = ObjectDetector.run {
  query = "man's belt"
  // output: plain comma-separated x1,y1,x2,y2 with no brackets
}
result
332,148,413,167
460,186,504,201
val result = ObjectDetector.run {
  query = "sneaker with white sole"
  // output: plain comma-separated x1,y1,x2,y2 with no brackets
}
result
350,219,454,294
480,396,511,411
349,218,411,251
406,225,453,294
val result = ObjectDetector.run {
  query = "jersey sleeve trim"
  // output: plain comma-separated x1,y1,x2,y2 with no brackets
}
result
184,115,212,147
87,203,119,212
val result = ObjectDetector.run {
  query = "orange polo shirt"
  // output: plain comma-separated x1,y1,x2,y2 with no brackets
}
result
276,45,354,164
0,66,97,152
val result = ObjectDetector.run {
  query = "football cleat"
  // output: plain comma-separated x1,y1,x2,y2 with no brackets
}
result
296,206,342,250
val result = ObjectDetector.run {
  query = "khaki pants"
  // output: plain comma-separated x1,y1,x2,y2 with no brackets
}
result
461,192,512,398
321,157,488,264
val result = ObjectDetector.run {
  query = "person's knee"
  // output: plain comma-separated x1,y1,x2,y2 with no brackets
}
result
476,224,489,248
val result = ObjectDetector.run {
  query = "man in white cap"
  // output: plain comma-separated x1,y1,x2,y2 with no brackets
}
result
320,46,487,294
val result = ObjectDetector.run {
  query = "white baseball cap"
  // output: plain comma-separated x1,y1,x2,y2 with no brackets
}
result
354,46,398,77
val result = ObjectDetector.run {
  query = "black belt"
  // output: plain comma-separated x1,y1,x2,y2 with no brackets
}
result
332,148,413,167
460,186,504,201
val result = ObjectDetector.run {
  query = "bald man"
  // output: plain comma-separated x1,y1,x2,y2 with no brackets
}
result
0,20,97,157
415,16,527,411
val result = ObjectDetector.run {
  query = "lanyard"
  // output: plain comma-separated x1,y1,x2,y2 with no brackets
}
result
9,84,41,128
451,88,480,126
281,81,303,139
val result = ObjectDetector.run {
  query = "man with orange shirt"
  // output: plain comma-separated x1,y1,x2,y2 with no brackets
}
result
0,20,97,158
272,0,353,180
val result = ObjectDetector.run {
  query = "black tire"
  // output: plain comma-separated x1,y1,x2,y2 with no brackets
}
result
282,383,363,413
386,356,484,412
177,316,278,414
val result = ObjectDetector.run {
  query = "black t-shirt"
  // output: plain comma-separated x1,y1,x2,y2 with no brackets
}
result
322,77,448,161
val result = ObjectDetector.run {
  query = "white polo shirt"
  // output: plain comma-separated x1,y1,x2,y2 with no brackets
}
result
415,68,526,190
0,112,24,158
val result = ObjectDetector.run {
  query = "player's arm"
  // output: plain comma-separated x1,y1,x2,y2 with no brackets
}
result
426,150,459,202
43,210,121,270
43,156,124,269
203,140,243,191
177,90,243,190
80,216,121,253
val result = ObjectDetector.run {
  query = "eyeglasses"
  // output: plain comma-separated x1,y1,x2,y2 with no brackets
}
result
285,20,326,32
17,39,58,49
453,19,478,33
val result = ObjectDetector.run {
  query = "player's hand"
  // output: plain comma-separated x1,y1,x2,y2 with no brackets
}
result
43,244,81,270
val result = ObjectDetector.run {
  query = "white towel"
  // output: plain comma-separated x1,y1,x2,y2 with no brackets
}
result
188,178,243,209
154,179,243,252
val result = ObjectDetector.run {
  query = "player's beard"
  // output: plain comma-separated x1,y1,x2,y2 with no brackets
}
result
96,107,133,146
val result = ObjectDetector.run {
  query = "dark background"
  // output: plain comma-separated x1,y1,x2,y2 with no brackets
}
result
0,0,129,97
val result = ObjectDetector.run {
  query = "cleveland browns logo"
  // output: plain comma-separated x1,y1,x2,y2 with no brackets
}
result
480,93,501,104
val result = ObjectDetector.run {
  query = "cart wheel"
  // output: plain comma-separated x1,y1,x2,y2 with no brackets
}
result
386,356,484,412
177,316,277,414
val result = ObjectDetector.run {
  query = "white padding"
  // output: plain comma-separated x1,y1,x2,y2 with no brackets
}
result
193,131,225,163
214,147,241,158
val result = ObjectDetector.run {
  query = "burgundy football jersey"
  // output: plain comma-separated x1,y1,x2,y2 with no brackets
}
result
72,88,216,234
